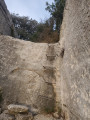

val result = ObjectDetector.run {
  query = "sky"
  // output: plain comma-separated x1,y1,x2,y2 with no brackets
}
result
4,0,54,22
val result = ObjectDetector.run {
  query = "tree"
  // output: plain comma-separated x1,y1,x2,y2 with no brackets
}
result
11,14,38,41
46,0,66,32
36,17,59,43
12,14,59,43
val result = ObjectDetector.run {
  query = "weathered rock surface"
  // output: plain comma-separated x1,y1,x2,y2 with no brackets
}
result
7,104,29,114
0,86,2,94
30,107,39,115
15,113,33,120
0,108,1,113
0,113,15,120
0,0,90,120
0,35,57,111
34,114,63,120
59,0,90,119
52,112,60,119
0,108,33,120
0,86,2,102
34,114,55,120
0,0,16,36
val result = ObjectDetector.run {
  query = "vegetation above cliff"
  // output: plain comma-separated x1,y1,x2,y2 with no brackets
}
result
12,14,59,43
46,0,66,32
12,0,66,43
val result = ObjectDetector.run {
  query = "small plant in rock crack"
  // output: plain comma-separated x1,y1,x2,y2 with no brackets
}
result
44,107,55,114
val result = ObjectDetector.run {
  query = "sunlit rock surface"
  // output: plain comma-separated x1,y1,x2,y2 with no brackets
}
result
0,35,58,111
59,0,90,119
0,0,90,120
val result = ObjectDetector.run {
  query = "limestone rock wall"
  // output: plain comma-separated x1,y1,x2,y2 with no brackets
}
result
59,0,90,119
0,0,60,113
0,0,90,119
0,35,59,111
0,0,15,36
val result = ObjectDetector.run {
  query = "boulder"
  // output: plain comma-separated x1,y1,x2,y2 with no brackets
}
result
7,104,29,114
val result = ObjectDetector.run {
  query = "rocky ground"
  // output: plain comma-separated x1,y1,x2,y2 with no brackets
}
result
0,104,64,120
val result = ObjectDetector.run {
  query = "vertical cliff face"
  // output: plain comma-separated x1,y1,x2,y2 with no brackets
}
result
59,0,90,119
0,36,57,111
0,0,90,119
0,0,15,36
